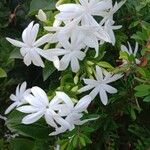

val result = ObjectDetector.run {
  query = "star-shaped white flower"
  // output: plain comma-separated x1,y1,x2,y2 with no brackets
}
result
78,25,111,57
46,31,86,73
100,0,126,25
5,82,30,114
17,87,71,129
49,93,92,136
102,19,122,45
78,66,123,105
121,42,140,64
44,18,80,44
6,22,57,67
55,0,112,26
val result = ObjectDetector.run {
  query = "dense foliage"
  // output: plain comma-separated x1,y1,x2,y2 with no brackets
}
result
0,0,150,149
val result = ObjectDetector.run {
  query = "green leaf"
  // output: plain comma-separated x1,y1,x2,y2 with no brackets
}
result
79,136,86,147
135,90,150,97
134,84,150,91
119,51,129,60
97,61,114,69
6,110,52,139
10,138,34,150
29,0,56,15
136,67,147,77
130,107,136,120
143,95,150,102
43,61,56,81
0,68,7,78
80,134,92,144
72,135,78,148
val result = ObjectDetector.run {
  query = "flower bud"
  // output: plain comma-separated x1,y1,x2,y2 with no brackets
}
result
36,9,47,22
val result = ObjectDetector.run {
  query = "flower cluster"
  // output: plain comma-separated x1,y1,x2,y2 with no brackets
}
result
5,82,93,135
6,0,125,72
5,0,142,137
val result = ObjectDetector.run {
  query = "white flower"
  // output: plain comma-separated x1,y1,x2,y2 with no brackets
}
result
55,0,112,26
16,88,93,136
78,25,111,57
49,93,92,136
17,87,71,129
103,19,122,45
121,42,140,64
6,22,56,67
5,82,30,114
36,9,47,22
100,0,126,25
44,18,79,43
78,66,123,105
47,31,86,73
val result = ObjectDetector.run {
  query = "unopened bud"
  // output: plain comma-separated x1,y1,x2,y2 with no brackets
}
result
36,9,47,22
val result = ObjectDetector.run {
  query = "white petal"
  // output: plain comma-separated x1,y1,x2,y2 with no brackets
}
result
15,85,20,97
75,95,91,112
94,27,111,42
108,29,116,45
106,73,123,83
10,94,17,102
24,94,43,108
17,106,39,113
54,116,71,129
127,42,133,54
53,19,62,27
45,110,58,128
56,4,80,12
30,23,39,44
34,34,52,47
31,86,49,106
59,54,71,70
95,65,103,81
6,38,25,47
101,84,117,94
49,96,62,107
58,36,71,50
83,79,98,85
22,28,29,44
52,56,60,69
56,91,74,108
5,102,18,114
55,12,78,21
20,48,28,57
94,0,112,12
99,88,108,105
19,81,27,95
71,57,80,73
78,85,94,93
30,49,45,67
89,86,100,100
49,127,67,136
134,42,139,56
84,35,99,57
79,0,89,6
75,117,98,125
121,45,129,54
22,111,44,124
24,53,32,66
25,21,34,45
